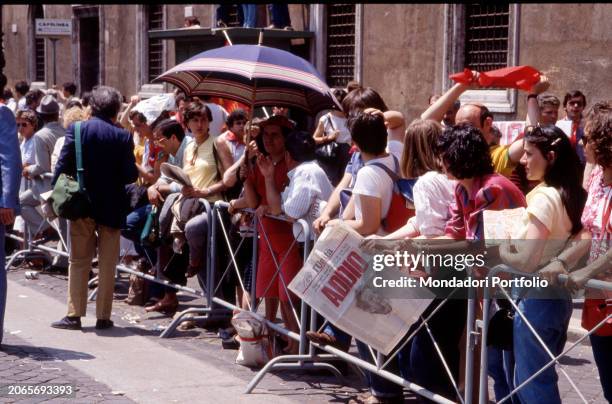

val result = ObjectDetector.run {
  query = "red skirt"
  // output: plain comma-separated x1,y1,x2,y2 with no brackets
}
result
255,217,302,302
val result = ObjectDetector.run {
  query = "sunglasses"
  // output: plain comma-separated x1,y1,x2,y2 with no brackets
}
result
17,122,31,128
524,124,541,135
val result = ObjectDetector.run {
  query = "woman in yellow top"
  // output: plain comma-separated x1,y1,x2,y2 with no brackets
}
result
180,101,233,275
499,125,587,404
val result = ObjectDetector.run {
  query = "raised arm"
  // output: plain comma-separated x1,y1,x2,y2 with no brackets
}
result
525,75,550,126
421,83,470,122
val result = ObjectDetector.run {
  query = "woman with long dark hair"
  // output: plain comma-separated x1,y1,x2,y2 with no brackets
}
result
537,102,612,402
500,124,587,404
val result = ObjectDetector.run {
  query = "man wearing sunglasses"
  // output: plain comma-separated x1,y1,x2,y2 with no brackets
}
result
19,95,65,239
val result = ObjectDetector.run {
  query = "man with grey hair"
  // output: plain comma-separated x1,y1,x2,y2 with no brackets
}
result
537,94,560,126
51,85,138,330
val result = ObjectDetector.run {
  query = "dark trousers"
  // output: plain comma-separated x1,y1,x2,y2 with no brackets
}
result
216,4,244,26
590,334,612,403
268,4,291,28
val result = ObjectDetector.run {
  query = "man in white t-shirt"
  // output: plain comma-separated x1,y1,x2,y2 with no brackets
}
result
258,131,333,241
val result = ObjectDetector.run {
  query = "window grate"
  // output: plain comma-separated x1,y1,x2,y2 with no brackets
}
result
464,4,509,71
148,5,164,82
35,38,45,82
34,5,45,82
326,4,355,88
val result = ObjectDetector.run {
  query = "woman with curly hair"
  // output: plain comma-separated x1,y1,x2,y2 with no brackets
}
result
500,124,587,404
439,123,526,240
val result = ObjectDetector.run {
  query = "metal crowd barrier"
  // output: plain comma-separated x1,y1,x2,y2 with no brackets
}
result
204,202,463,403
6,175,69,269
478,264,612,404
6,197,222,338
7,187,610,403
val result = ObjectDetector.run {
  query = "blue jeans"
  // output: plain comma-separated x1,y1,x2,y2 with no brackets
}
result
242,4,257,28
510,296,572,404
590,334,612,402
488,346,518,403
0,225,6,344
322,322,352,347
123,204,156,263
123,204,164,297
268,4,291,28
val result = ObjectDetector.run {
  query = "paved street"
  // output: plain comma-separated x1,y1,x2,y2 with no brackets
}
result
1,263,607,403
0,333,133,403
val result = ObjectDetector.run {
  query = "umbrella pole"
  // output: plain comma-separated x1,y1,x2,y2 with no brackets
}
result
221,29,233,46
245,79,257,175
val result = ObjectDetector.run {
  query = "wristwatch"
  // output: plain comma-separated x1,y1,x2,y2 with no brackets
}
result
527,94,539,101
550,256,569,271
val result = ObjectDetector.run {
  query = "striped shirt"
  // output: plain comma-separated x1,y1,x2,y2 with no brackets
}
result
282,160,334,241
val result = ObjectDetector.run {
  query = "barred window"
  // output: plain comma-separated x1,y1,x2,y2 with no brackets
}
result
226,5,242,27
326,4,355,88
464,4,510,71
34,5,45,82
147,5,164,82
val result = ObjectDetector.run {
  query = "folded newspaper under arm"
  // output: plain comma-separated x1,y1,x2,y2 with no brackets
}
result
160,162,192,187
483,207,527,246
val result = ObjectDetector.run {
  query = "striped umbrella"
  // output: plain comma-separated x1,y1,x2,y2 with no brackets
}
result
153,44,341,115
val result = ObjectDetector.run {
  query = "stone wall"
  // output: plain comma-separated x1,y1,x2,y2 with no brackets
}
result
515,3,612,119
361,4,445,122
2,4,609,119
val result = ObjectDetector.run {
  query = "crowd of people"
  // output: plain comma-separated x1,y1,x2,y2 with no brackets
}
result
0,70,610,404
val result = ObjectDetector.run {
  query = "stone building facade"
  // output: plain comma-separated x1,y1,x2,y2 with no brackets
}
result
2,4,611,122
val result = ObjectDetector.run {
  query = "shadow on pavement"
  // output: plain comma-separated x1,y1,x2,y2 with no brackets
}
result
0,344,95,361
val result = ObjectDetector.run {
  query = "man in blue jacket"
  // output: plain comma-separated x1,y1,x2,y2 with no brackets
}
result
51,86,138,330
0,92,22,345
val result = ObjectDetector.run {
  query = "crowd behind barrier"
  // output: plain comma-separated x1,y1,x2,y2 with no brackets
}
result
6,203,611,404
1,74,611,403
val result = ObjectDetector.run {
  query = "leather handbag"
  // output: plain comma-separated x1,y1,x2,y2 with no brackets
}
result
50,122,92,220
315,114,340,161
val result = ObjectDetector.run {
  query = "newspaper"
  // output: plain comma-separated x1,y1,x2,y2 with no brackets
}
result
483,207,527,246
288,223,433,355
160,163,192,187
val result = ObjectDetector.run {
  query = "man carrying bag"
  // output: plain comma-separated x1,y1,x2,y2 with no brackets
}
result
50,86,138,331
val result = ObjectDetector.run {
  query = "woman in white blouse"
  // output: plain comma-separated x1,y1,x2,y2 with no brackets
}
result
382,118,455,239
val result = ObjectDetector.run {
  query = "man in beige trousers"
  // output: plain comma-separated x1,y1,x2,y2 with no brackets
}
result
51,86,138,330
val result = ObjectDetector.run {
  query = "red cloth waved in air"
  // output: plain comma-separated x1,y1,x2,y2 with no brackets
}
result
450,66,541,92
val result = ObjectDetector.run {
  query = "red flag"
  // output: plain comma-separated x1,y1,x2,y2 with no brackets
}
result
450,66,541,92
